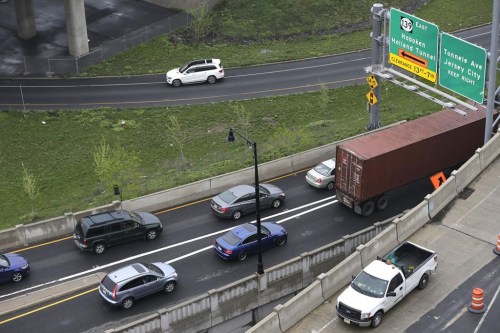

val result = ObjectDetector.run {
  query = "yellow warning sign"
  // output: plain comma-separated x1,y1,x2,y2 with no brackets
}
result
367,75,378,89
430,171,447,189
389,53,437,83
366,91,378,105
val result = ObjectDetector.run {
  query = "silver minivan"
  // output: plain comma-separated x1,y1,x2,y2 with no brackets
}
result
99,262,178,309
305,158,336,190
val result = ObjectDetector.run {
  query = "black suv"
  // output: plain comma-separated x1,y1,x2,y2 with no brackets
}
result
73,210,163,255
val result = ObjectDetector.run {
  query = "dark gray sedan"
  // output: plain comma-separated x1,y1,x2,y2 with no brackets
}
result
210,184,285,220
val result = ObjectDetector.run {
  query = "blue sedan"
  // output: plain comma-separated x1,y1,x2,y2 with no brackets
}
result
214,222,287,261
0,253,30,283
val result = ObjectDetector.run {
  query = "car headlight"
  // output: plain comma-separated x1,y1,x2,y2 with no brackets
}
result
21,264,29,269
360,312,371,320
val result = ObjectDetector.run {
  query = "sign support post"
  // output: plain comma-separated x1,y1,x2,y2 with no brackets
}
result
367,3,385,131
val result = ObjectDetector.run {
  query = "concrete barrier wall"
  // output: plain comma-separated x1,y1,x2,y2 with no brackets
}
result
426,175,457,219
357,224,399,268
275,279,325,332
452,152,481,194
320,251,363,300
393,201,430,242
478,129,500,169
245,311,282,333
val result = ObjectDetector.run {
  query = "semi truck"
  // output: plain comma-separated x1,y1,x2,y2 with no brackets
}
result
335,107,486,216
336,241,438,328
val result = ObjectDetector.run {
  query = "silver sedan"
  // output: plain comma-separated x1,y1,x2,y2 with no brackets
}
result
210,184,285,220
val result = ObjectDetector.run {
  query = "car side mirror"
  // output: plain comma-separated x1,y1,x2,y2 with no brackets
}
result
387,291,396,297
351,275,356,281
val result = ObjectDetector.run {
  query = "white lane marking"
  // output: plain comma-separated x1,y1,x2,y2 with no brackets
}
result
0,196,337,299
1,58,369,88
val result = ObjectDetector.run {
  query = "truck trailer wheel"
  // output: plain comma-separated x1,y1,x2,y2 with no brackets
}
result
371,311,383,328
361,201,375,216
376,195,388,211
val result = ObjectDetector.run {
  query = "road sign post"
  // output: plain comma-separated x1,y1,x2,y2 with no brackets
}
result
438,32,488,104
389,8,439,82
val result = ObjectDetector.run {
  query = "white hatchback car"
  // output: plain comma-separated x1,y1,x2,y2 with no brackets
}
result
305,158,336,190
166,59,224,87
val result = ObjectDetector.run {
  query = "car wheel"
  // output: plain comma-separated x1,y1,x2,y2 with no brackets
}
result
232,210,242,220
271,199,282,209
376,195,389,211
326,182,335,190
418,273,429,290
172,79,181,87
276,236,287,246
238,251,247,261
164,281,176,293
122,297,134,309
361,201,375,216
93,243,106,255
146,229,158,240
207,75,217,84
11,272,23,282
371,311,383,328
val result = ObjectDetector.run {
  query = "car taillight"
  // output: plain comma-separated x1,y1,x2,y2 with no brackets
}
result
316,178,322,184
220,207,228,213
112,285,118,300
219,69,224,73
224,249,233,254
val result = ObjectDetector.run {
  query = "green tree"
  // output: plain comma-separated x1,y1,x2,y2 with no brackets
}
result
93,136,110,192
22,163,40,221
232,103,251,136
92,136,141,196
165,114,188,164
189,2,216,42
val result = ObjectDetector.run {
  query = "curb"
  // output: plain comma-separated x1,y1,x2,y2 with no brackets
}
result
0,272,106,317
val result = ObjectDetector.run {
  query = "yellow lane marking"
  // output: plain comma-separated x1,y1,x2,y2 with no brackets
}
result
0,287,98,325
12,236,74,253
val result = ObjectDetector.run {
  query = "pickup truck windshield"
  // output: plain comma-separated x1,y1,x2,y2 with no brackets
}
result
351,271,388,298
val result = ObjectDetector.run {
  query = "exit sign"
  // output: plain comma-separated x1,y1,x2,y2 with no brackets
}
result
389,8,439,82
438,32,487,103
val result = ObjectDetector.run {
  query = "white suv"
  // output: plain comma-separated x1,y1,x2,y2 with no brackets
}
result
166,59,224,87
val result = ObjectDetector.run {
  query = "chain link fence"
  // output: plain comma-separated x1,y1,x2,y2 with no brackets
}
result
6,12,191,77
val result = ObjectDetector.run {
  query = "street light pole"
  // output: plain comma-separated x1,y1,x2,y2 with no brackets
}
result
227,128,264,275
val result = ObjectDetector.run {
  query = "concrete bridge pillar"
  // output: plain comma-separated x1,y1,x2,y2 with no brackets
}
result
14,0,37,40
64,0,89,56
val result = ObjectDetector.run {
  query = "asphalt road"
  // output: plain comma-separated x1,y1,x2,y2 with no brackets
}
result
0,171,436,333
0,25,493,110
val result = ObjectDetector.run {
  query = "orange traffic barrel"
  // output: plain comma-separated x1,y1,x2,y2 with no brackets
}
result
467,288,487,313
494,233,500,255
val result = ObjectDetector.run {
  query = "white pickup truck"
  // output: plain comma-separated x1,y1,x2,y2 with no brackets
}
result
336,241,438,328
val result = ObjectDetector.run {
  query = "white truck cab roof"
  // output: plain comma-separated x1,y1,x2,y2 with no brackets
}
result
363,259,400,282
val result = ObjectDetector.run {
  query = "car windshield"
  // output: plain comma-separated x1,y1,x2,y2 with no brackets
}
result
351,271,388,298
258,185,270,195
314,163,331,176
218,190,237,204
0,255,9,267
129,211,144,224
222,230,242,246
179,62,192,73
142,263,164,276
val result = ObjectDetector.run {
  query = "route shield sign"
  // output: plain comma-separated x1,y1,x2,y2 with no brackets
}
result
439,32,487,103
389,8,439,82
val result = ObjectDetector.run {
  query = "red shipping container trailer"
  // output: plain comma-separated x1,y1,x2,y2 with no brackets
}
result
335,107,486,216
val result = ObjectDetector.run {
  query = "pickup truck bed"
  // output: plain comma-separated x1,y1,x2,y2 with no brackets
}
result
381,242,434,278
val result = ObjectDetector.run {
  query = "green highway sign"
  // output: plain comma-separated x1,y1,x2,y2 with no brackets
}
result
389,8,439,82
438,32,487,103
